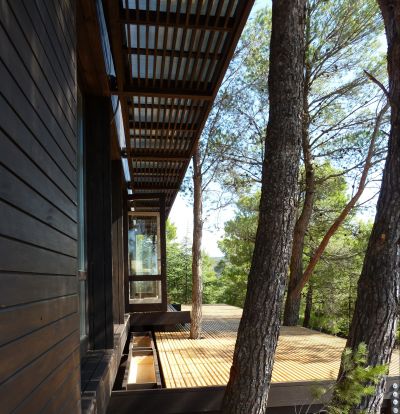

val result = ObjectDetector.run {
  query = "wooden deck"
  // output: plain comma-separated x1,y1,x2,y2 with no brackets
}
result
155,304,400,388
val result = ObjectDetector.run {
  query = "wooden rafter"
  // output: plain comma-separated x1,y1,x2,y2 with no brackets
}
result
104,0,255,212
120,10,235,31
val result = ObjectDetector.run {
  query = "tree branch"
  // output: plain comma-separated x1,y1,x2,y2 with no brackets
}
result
290,102,389,299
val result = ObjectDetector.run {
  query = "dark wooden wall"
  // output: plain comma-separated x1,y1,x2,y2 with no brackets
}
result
111,161,126,324
0,1,80,413
85,96,114,350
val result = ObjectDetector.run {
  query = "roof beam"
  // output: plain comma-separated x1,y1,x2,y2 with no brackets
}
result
123,47,222,61
129,155,188,162
129,122,198,131
111,88,213,101
127,101,205,111
128,193,164,200
132,172,181,177
120,10,235,32
132,184,180,191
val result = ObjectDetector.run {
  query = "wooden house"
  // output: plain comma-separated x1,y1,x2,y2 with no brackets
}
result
0,1,398,414
0,1,253,413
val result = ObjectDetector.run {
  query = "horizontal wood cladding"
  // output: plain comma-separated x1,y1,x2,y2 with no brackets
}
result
0,295,78,346
0,273,77,308
0,200,76,257
13,348,80,414
0,333,80,413
0,1,77,154
0,313,79,382
0,130,77,222
0,236,76,275
0,164,77,239
0,0,80,413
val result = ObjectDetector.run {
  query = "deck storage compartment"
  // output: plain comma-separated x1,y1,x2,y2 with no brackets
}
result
123,332,162,390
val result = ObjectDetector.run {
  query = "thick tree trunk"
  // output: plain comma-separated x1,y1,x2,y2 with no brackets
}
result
303,283,313,328
283,6,314,327
190,147,203,339
335,2,400,412
221,1,306,413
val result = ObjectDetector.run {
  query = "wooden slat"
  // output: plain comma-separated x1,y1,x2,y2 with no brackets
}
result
0,313,79,382
0,57,76,170
13,349,80,414
13,0,76,124
105,0,254,209
0,64,76,179
0,2,80,413
0,295,77,346
0,200,76,257
124,46,223,60
0,273,77,308
0,5,76,155
112,88,213,100
129,155,188,162
130,311,191,326
0,331,80,413
0,165,77,240
155,305,400,388
109,378,398,414
129,121,198,131
120,10,235,31
0,130,77,222
0,94,77,202
0,236,76,275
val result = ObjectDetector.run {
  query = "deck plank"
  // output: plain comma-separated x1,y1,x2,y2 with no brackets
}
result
155,304,400,388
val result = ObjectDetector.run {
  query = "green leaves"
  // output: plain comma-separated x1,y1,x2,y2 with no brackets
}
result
328,343,388,413
166,220,222,305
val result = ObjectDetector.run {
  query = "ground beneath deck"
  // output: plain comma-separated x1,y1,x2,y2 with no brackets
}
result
155,304,400,388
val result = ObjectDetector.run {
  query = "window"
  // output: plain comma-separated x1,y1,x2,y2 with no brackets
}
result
128,212,162,304
77,90,88,348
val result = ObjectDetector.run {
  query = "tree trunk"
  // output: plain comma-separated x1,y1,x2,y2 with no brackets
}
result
190,147,203,339
283,116,314,326
303,283,313,328
221,1,306,412
283,4,314,327
335,2,400,412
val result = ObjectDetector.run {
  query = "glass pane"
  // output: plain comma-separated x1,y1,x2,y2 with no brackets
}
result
130,281,162,304
128,214,161,276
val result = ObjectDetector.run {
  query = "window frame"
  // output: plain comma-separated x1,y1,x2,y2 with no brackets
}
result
77,89,89,357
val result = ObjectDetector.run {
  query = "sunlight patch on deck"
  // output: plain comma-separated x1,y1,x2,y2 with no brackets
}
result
155,304,400,388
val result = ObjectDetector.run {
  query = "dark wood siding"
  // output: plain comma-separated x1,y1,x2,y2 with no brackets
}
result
85,95,114,350
0,1,80,412
112,160,125,325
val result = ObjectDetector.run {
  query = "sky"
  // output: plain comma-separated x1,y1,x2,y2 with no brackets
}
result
169,191,235,257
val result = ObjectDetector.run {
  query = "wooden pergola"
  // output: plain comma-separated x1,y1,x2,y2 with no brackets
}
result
104,0,254,213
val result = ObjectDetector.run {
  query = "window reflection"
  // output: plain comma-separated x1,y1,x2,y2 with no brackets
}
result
128,214,161,276
130,281,162,304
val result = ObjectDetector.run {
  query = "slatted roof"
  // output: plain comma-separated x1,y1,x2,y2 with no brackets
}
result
105,0,254,213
